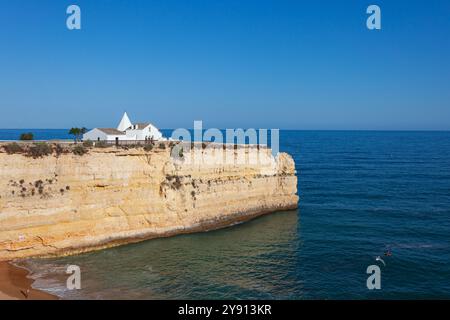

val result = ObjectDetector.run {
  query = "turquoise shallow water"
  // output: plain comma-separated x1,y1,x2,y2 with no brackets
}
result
4,130,450,299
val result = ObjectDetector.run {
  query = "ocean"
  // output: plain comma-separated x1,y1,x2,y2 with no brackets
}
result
3,129,450,299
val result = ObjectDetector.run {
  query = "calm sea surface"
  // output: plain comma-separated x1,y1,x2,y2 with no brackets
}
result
3,130,450,299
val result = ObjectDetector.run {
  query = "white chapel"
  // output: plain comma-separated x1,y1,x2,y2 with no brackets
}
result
83,112,164,142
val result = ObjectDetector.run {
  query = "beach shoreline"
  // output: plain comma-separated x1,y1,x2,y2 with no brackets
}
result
0,261,58,300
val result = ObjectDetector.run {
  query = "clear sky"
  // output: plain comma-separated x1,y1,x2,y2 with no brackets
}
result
0,0,449,130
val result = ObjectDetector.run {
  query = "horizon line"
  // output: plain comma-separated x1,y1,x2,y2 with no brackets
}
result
0,128,449,132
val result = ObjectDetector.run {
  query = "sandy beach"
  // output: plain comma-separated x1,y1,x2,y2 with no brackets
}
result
0,261,57,300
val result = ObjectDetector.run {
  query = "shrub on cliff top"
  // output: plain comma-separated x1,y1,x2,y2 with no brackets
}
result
159,142,166,149
122,144,140,149
27,143,52,158
54,144,67,157
19,132,34,141
72,145,88,156
3,142,24,154
83,140,93,148
143,144,153,152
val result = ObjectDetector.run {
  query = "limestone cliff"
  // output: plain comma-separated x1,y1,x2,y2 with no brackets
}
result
0,144,298,260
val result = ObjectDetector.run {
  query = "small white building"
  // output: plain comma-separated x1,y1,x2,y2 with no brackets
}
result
83,112,164,142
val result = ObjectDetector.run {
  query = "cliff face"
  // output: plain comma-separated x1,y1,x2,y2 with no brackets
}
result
0,145,298,260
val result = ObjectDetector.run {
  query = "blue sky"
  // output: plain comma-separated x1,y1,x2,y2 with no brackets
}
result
0,0,449,130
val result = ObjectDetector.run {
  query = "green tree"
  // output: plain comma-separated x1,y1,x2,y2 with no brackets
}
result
69,127,87,142
20,132,34,140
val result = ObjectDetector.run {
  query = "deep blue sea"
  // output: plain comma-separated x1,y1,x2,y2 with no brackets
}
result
3,129,450,299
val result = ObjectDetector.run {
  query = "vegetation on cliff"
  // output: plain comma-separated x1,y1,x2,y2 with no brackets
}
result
72,145,88,156
3,142,24,154
1,140,268,163
19,132,34,141
7,174,71,199
1,142,82,158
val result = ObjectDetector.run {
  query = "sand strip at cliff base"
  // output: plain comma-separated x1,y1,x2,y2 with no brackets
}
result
0,261,57,300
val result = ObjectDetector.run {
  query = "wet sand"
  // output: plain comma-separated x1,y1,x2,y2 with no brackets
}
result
0,261,57,300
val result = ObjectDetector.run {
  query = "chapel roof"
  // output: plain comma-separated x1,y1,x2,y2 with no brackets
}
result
97,128,126,135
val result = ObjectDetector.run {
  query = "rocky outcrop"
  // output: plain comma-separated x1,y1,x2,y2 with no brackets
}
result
0,144,298,260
